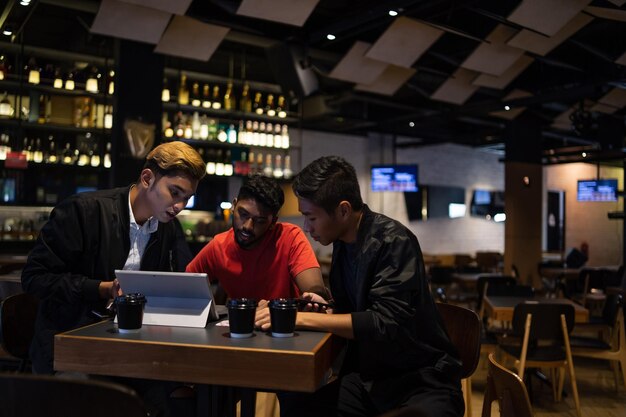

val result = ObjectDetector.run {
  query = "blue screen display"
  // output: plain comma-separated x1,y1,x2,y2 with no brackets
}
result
577,179,618,202
371,165,418,192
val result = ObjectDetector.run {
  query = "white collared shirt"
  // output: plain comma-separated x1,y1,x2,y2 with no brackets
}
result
123,191,158,270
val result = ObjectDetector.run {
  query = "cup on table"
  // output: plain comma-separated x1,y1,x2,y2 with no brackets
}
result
269,298,298,338
115,293,147,333
227,298,258,338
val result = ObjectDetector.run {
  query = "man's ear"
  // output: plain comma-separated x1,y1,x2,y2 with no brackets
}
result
140,168,155,188
338,201,352,219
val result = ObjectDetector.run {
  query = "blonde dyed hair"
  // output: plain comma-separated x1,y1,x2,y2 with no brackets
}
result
144,141,206,181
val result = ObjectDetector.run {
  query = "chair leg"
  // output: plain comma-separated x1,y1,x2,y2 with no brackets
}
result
550,368,559,402
556,367,565,402
562,314,582,417
610,360,620,392
462,377,472,417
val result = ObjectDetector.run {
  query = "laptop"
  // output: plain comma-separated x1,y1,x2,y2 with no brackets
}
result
114,270,219,328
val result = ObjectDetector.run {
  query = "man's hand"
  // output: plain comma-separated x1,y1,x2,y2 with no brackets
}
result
98,279,122,300
254,299,271,331
300,292,333,313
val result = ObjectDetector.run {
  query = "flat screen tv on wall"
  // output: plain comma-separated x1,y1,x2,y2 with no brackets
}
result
577,179,618,202
371,165,418,192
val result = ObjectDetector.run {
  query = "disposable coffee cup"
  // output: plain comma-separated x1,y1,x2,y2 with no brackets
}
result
227,298,257,338
115,293,146,333
269,298,298,338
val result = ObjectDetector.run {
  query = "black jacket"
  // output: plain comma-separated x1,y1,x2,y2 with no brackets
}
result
21,186,192,373
330,206,462,407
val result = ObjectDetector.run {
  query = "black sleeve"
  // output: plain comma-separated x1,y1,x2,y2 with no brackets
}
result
21,197,101,305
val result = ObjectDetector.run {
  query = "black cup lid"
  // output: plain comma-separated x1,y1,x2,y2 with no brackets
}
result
226,298,258,308
269,298,298,308
115,293,146,305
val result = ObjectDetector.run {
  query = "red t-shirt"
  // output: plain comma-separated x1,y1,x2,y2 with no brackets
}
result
186,222,319,300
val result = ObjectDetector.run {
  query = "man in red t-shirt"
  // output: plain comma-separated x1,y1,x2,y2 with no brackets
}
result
186,175,326,319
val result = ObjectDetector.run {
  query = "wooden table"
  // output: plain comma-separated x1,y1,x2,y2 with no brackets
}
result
483,296,589,323
55,320,340,393
451,272,502,290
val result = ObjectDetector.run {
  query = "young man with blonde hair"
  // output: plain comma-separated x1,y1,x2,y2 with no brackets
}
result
22,141,206,375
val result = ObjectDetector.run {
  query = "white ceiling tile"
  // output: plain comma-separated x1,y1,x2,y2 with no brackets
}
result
365,17,444,68
355,65,416,96
237,0,319,26
431,68,479,105
508,0,591,36
118,0,192,15
329,41,389,84
460,25,525,77
91,0,171,44
154,16,229,61
472,55,534,89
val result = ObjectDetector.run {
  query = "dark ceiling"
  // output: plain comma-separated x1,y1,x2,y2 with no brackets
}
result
2,0,626,163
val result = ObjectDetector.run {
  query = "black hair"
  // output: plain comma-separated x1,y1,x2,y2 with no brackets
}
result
292,156,363,214
237,175,285,215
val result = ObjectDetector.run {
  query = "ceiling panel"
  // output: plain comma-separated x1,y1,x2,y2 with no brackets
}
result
431,68,479,105
472,55,534,89
460,25,525,77
236,0,319,26
90,0,171,44
119,0,192,15
355,65,416,96
507,0,591,36
329,41,388,84
154,16,229,61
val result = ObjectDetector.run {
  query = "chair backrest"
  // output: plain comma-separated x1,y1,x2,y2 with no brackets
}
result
482,353,533,417
476,275,517,313
511,302,575,340
436,302,481,379
0,372,147,417
0,293,39,361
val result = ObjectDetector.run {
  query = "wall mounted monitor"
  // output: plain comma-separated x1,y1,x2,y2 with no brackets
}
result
371,164,418,192
470,189,505,221
404,185,465,221
577,179,618,202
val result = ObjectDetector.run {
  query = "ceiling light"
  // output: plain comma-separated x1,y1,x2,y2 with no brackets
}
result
20,0,31,5
504,105,511,111
326,34,336,40
388,10,398,17
409,121,415,127
2,28,12,36
582,152,587,158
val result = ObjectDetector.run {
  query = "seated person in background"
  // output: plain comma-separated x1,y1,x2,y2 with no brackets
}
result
263,156,463,417
22,141,205,375
186,174,327,319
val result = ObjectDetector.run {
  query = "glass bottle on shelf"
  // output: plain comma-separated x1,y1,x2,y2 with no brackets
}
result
104,142,112,169
273,154,283,178
33,138,44,163
162,78,171,102
27,57,41,85
281,125,290,149
90,143,101,167
259,122,266,147
224,149,233,176
253,92,263,115
263,153,273,177
223,82,235,111
251,121,260,146
199,115,209,140
202,84,211,108
0,92,13,118
217,124,227,143
183,115,193,139
178,73,189,105
53,67,64,89
240,82,252,113
237,120,244,144
211,86,222,109
256,152,264,176
208,118,218,141
227,124,237,144
46,136,58,164
104,105,113,129
265,94,276,116
266,122,274,147
62,142,74,165
191,82,201,107
192,112,201,139
174,111,185,138
215,149,225,176
273,123,282,148
23,138,32,162
248,151,256,175
107,70,115,95
277,95,287,118
77,142,90,166
283,155,293,179
205,148,216,175
0,133,10,160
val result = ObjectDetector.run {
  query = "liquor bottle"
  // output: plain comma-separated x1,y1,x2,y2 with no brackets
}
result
217,124,227,143
263,153,273,177
224,149,233,176
163,112,174,138
266,122,274,147
104,105,113,129
104,142,112,169
248,151,256,175
234,150,248,176
85,66,99,93
265,94,276,117
53,67,63,89
161,78,170,102
23,138,32,162
227,124,237,144
277,95,287,118
62,142,74,165
107,70,115,95
253,92,263,115
199,114,209,140
250,121,258,146
273,123,282,148
273,154,283,178
256,152,264,176
77,142,90,166
239,82,252,113
191,82,201,107
259,122,266,147
283,155,293,179
237,120,244,144
191,112,201,139
90,143,101,167
202,84,211,108
205,148,216,175
174,112,185,138
33,138,44,163
46,136,58,164
215,149,225,176
211,86,221,110
27,57,41,85
178,73,189,105
0,133,10,160
208,119,218,141
223,82,235,111
183,115,193,139
0,92,13,118
281,125,290,149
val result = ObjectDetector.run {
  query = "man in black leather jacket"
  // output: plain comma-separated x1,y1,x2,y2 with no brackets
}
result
273,156,463,417
22,141,206,375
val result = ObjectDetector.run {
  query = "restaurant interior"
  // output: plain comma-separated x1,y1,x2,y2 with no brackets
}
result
1,1,626,416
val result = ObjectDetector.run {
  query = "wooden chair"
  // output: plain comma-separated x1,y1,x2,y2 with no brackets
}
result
570,294,626,392
482,353,533,417
436,302,481,417
498,303,581,417
0,293,38,372
0,372,148,417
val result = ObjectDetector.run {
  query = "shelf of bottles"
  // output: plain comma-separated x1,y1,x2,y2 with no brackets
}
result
0,48,114,205
163,71,296,180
